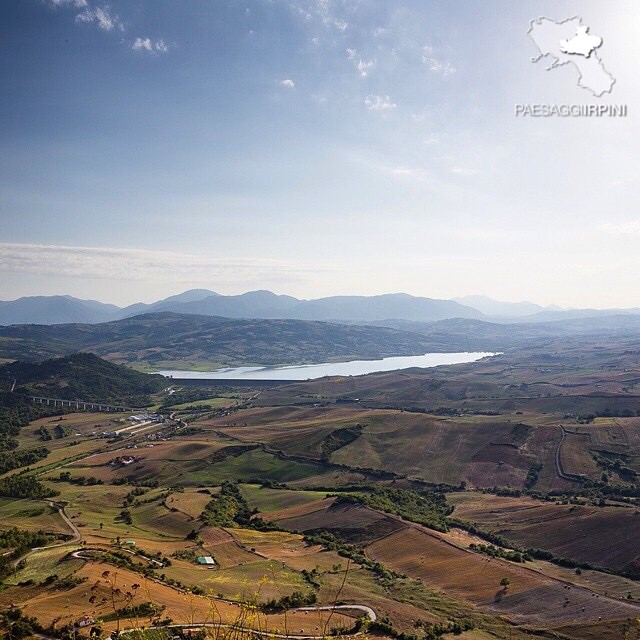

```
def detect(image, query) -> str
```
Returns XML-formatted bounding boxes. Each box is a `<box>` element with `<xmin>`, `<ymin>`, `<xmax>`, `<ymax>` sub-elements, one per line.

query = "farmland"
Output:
<box><xmin>2</xmin><ymin>341</ymin><xmax>640</xmax><ymax>640</ymax></box>
<box><xmin>448</xmin><ymin>492</ymin><xmax>640</xmax><ymax>574</ymax></box>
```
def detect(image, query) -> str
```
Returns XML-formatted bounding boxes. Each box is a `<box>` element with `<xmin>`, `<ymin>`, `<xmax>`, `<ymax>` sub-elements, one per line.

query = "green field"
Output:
<box><xmin>6</xmin><ymin>545</ymin><xmax>83</xmax><ymax>586</ymax></box>
<box><xmin>0</xmin><ymin>498</ymin><xmax>68</xmax><ymax>534</ymax></box>
<box><xmin>201</xmin><ymin>559</ymin><xmax>313</xmax><ymax>603</ymax></box>
<box><xmin>239</xmin><ymin>484</ymin><xmax>328</xmax><ymax>513</ymax></box>
<box><xmin>185</xmin><ymin>449</ymin><xmax>328</xmax><ymax>485</ymax></box>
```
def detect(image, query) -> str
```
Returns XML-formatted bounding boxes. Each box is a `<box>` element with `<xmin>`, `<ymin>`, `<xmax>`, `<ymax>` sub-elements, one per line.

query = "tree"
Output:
<box><xmin>500</xmin><ymin>577</ymin><xmax>510</xmax><ymax>590</ymax></box>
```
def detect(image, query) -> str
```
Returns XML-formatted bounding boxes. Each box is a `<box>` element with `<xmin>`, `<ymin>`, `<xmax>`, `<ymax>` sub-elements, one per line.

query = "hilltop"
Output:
<box><xmin>1</xmin><ymin>353</ymin><xmax>166</xmax><ymax>405</ymax></box>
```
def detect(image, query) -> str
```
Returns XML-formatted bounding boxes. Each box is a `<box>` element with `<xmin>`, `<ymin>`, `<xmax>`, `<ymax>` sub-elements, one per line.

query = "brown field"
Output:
<box><xmin>165</xmin><ymin>489</ymin><xmax>212</xmax><ymax>519</ymax></box>
<box><xmin>5</xmin><ymin>560</ymin><xmax>355</xmax><ymax>635</ymax></box>
<box><xmin>65</xmin><ymin>438</ymin><xmax>230</xmax><ymax>484</ymax></box>
<box><xmin>198</xmin><ymin>526</ymin><xmax>261</xmax><ymax>568</ymax></box>
<box><xmin>367</xmin><ymin>524</ymin><xmax>640</xmax><ymax>626</ymax></box>
<box><xmin>561</xmin><ymin>430</ymin><xmax>601</xmax><ymax>477</ymax></box>
<box><xmin>26</xmin><ymin>412</ymin><xmax>120</xmax><ymax>440</ymax></box>
<box><xmin>448</xmin><ymin>492</ymin><xmax>640</xmax><ymax>573</ymax></box>
<box><xmin>226</xmin><ymin>529</ymin><xmax>445</xmax><ymax>632</ymax></box>
<box><xmin>196</xmin><ymin>399</ymin><xmax>640</xmax><ymax>492</ymax></box>
<box><xmin>261</xmin><ymin>497</ymin><xmax>334</xmax><ymax>522</ymax></box>
<box><xmin>0</xmin><ymin>498</ymin><xmax>69</xmax><ymax>535</ymax></box>
<box><xmin>131</xmin><ymin>501</ymin><xmax>197</xmax><ymax>538</ymax></box>
<box><xmin>203</xmin><ymin>405</ymin><xmax>539</xmax><ymax>488</ymax></box>
<box><xmin>276</xmin><ymin>500</ymin><xmax>407</xmax><ymax>545</ymax></box>
<box><xmin>201</xmin><ymin>405</ymin><xmax>374</xmax><ymax>460</ymax></box>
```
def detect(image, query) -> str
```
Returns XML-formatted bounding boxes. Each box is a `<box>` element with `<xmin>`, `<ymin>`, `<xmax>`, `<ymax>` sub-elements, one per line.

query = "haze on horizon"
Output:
<box><xmin>1</xmin><ymin>1</ymin><xmax>639</xmax><ymax>309</ymax></box>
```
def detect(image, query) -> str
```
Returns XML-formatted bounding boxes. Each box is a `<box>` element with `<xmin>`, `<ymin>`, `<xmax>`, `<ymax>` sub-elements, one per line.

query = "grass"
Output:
<box><xmin>5</xmin><ymin>545</ymin><xmax>83</xmax><ymax>586</ymax></box>
<box><xmin>185</xmin><ymin>449</ymin><xmax>327</xmax><ymax>485</ymax></box>
<box><xmin>0</xmin><ymin>497</ymin><xmax>68</xmax><ymax>534</ymax></box>
<box><xmin>200</xmin><ymin>559</ymin><xmax>312</xmax><ymax>603</ymax></box>
<box><xmin>51</xmin><ymin>483</ymin><xmax>138</xmax><ymax>539</ymax></box>
<box><xmin>167</xmin><ymin>398</ymin><xmax>238</xmax><ymax>411</ymax></box>
<box><xmin>239</xmin><ymin>484</ymin><xmax>328</xmax><ymax>513</ymax></box>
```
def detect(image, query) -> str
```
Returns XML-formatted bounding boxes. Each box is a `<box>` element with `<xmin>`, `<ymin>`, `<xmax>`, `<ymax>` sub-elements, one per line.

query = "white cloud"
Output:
<box><xmin>385</xmin><ymin>167</ymin><xmax>426</xmax><ymax>180</ymax></box>
<box><xmin>289</xmin><ymin>1</ymin><xmax>347</xmax><ymax>31</ymax></box>
<box><xmin>75</xmin><ymin>5</ymin><xmax>123</xmax><ymax>32</ymax></box>
<box><xmin>280</xmin><ymin>79</ymin><xmax>295</xmax><ymax>88</ymax></box>
<box><xmin>364</xmin><ymin>94</ymin><xmax>396</xmax><ymax>111</ymax></box>
<box><xmin>373</xmin><ymin>27</ymin><xmax>386</xmax><ymax>37</ymax></box>
<box><xmin>422</xmin><ymin>44</ymin><xmax>456</xmax><ymax>76</ymax></box>
<box><xmin>132</xmin><ymin>37</ymin><xmax>169</xmax><ymax>54</ymax></box>
<box><xmin>332</xmin><ymin>19</ymin><xmax>348</xmax><ymax>31</ymax></box>
<box><xmin>346</xmin><ymin>49</ymin><xmax>375</xmax><ymax>77</ymax></box>
<box><xmin>0</xmin><ymin>243</ymin><xmax>318</xmax><ymax>286</ymax></box>
<box><xmin>357</xmin><ymin>59</ymin><xmax>375</xmax><ymax>77</ymax></box>
<box><xmin>46</xmin><ymin>0</ymin><xmax>88</xmax><ymax>7</ymax></box>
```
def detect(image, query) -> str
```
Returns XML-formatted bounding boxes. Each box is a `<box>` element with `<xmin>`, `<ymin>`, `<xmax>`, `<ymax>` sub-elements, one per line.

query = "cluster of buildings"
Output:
<box><xmin>128</xmin><ymin>412</ymin><xmax>165</xmax><ymax>423</ymax></box>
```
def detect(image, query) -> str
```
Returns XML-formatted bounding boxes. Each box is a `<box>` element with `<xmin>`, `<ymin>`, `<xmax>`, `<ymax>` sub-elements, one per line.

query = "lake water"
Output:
<box><xmin>159</xmin><ymin>351</ymin><xmax>495</xmax><ymax>381</ymax></box>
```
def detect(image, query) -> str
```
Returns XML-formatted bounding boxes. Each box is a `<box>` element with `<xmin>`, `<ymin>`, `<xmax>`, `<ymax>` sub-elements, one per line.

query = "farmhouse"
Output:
<box><xmin>196</xmin><ymin>555</ymin><xmax>216</xmax><ymax>567</ymax></box>
<box><xmin>76</xmin><ymin>615</ymin><xmax>95</xmax><ymax>628</ymax></box>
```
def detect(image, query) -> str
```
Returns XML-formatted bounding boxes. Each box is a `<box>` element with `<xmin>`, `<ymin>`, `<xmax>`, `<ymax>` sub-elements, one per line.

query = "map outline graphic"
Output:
<box><xmin>527</xmin><ymin>15</ymin><xmax>616</xmax><ymax>97</ymax></box>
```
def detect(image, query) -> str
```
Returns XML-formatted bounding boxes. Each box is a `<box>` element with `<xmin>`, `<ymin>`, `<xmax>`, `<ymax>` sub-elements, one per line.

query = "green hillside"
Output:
<box><xmin>2</xmin><ymin>353</ymin><xmax>166</xmax><ymax>405</ymax></box>
<box><xmin>0</xmin><ymin>312</ymin><xmax>470</xmax><ymax>370</ymax></box>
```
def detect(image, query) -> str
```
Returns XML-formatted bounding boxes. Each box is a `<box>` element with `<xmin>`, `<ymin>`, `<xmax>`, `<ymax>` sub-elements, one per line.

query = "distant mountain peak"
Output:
<box><xmin>453</xmin><ymin>295</ymin><xmax>547</xmax><ymax>318</ymax></box>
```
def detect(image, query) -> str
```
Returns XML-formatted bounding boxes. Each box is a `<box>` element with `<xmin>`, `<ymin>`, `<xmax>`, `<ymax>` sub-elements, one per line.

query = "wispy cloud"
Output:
<box><xmin>46</xmin><ymin>0</ymin><xmax>88</xmax><ymax>7</ymax></box>
<box><xmin>46</xmin><ymin>1</ymin><xmax>171</xmax><ymax>52</ymax></box>
<box><xmin>382</xmin><ymin>166</ymin><xmax>427</xmax><ymax>181</ymax></box>
<box><xmin>422</xmin><ymin>44</ymin><xmax>456</xmax><ymax>76</ymax></box>
<box><xmin>289</xmin><ymin>1</ymin><xmax>348</xmax><ymax>32</ymax></box>
<box><xmin>280</xmin><ymin>78</ymin><xmax>295</xmax><ymax>88</ymax></box>
<box><xmin>346</xmin><ymin>48</ymin><xmax>375</xmax><ymax>77</ymax></box>
<box><xmin>364</xmin><ymin>94</ymin><xmax>396</xmax><ymax>111</ymax></box>
<box><xmin>0</xmin><ymin>243</ymin><xmax>321</xmax><ymax>287</ymax></box>
<box><xmin>75</xmin><ymin>5</ymin><xmax>123</xmax><ymax>31</ymax></box>
<box><xmin>132</xmin><ymin>37</ymin><xmax>169</xmax><ymax>54</ymax></box>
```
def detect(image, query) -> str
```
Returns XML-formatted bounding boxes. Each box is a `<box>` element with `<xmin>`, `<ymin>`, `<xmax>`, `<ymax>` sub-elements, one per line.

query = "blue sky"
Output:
<box><xmin>1</xmin><ymin>0</ymin><xmax>639</xmax><ymax>306</ymax></box>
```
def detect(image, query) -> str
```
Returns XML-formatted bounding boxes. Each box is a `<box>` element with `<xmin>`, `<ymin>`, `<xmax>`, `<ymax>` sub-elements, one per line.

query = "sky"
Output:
<box><xmin>1</xmin><ymin>0</ymin><xmax>639</xmax><ymax>307</ymax></box>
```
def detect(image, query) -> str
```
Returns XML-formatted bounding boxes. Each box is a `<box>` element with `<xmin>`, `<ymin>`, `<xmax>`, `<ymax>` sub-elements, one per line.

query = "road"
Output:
<box><xmin>34</xmin><ymin>607</ymin><xmax>372</xmax><ymax>640</ymax></box>
<box><xmin>555</xmin><ymin>424</ymin><xmax>582</xmax><ymax>482</ymax></box>
<box><xmin>123</xmin><ymin>606</ymin><xmax>374</xmax><ymax>640</ymax></box>
<box><xmin>294</xmin><ymin>605</ymin><xmax>375</xmax><ymax>622</ymax></box>
<box><xmin>13</xmin><ymin>502</ymin><xmax>81</xmax><ymax>567</ymax></box>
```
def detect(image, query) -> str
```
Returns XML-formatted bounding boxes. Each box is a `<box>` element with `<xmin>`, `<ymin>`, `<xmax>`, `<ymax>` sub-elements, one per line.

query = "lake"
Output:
<box><xmin>158</xmin><ymin>351</ymin><xmax>495</xmax><ymax>381</ymax></box>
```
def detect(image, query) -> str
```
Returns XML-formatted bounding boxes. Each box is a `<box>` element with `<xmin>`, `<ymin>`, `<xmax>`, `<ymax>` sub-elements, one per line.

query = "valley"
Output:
<box><xmin>1</xmin><ymin>333</ymin><xmax>640</xmax><ymax>640</ymax></box>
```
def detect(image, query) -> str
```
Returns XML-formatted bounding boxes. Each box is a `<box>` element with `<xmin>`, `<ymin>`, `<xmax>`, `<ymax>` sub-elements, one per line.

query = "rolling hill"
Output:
<box><xmin>1</xmin><ymin>353</ymin><xmax>166</xmax><ymax>404</ymax></box>
<box><xmin>0</xmin><ymin>312</ymin><xmax>481</xmax><ymax>369</ymax></box>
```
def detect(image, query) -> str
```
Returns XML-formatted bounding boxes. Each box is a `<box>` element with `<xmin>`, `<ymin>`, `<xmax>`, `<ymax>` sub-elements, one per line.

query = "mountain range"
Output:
<box><xmin>1</xmin><ymin>289</ymin><xmax>639</xmax><ymax>326</ymax></box>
